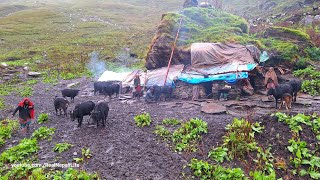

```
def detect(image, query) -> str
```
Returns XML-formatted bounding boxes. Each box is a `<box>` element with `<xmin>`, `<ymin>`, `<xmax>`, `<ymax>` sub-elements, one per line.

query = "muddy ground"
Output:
<box><xmin>1</xmin><ymin>77</ymin><xmax>320</xmax><ymax>179</ymax></box>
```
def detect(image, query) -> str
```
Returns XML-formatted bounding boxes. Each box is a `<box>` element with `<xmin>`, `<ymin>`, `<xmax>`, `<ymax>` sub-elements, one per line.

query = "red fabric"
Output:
<box><xmin>135</xmin><ymin>85</ymin><xmax>142</xmax><ymax>93</ymax></box>
<box><xmin>18</xmin><ymin>98</ymin><xmax>35</xmax><ymax>119</ymax></box>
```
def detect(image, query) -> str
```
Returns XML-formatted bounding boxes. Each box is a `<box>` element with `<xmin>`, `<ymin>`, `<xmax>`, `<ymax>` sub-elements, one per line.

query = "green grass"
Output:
<box><xmin>17</xmin><ymin>86</ymin><xmax>33</xmax><ymax>97</ymax></box>
<box><xmin>0</xmin><ymin>98</ymin><xmax>5</xmax><ymax>109</ymax></box>
<box><xmin>158</xmin><ymin>7</ymin><xmax>250</xmax><ymax>47</ymax></box>
<box><xmin>0</xmin><ymin>0</ymin><xmax>183</xmax><ymax>77</ymax></box>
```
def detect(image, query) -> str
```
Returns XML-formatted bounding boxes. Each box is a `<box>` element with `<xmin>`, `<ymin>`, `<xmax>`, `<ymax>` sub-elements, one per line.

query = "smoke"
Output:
<box><xmin>87</xmin><ymin>51</ymin><xmax>107</xmax><ymax>78</ymax></box>
<box><xmin>87</xmin><ymin>49</ymin><xmax>141</xmax><ymax>79</ymax></box>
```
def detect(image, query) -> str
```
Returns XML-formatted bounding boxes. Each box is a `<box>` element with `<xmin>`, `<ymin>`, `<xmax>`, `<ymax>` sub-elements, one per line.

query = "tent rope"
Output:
<box><xmin>164</xmin><ymin>16</ymin><xmax>183</xmax><ymax>86</ymax></box>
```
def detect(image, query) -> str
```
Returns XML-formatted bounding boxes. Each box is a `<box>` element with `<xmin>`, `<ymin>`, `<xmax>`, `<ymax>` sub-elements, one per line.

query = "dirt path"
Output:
<box><xmin>1</xmin><ymin>77</ymin><xmax>320</xmax><ymax>179</ymax></box>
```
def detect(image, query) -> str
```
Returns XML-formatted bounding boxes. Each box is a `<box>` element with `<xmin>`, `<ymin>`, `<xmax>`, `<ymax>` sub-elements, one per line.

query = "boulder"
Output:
<box><xmin>180</xmin><ymin>92</ymin><xmax>189</xmax><ymax>99</ymax></box>
<box><xmin>23</xmin><ymin>66</ymin><xmax>29</xmax><ymax>71</ymax></box>
<box><xmin>201</xmin><ymin>103</ymin><xmax>226</xmax><ymax>114</ymax></box>
<box><xmin>0</xmin><ymin>63</ymin><xmax>8</xmax><ymax>68</ymax></box>
<box><xmin>28</xmin><ymin>72</ymin><xmax>41</xmax><ymax>77</ymax></box>
<box><xmin>67</xmin><ymin>82</ymin><xmax>80</xmax><ymax>88</ymax></box>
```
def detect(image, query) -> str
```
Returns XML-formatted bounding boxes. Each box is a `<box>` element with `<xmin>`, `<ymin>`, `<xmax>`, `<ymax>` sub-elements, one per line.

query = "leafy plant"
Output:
<box><xmin>250</xmin><ymin>170</ymin><xmax>276</xmax><ymax>180</ymax></box>
<box><xmin>53</xmin><ymin>143</ymin><xmax>73</xmax><ymax>153</ymax></box>
<box><xmin>37</xmin><ymin>113</ymin><xmax>49</xmax><ymax>124</ymax></box>
<box><xmin>154</xmin><ymin>125</ymin><xmax>171</xmax><ymax>140</ymax></box>
<box><xmin>253</xmin><ymin>147</ymin><xmax>275</xmax><ymax>175</ymax></box>
<box><xmin>222</xmin><ymin>118</ymin><xmax>263</xmax><ymax>159</ymax></box>
<box><xmin>162</xmin><ymin>118</ymin><xmax>181</xmax><ymax>126</ymax></box>
<box><xmin>293</xmin><ymin>66</ymin><xmax>320</xmax><ymax>96</ymax></box>
<box><xmin>301</xmin><ymin>80</ymin><xmax>320</xmax><ymax>96</ymax></box>
<box><xmin>0</xmin><ymin>119</ymin><xmax>19</xmax><ymax>146</ymax></box>
<box><xmin>172</xmin><ymin>118</ymin><xmax>207</xmax><ymax>152</ymax></box>
<box><xmin>31</xmin><ymin>126</ymin><xmax>55</xmax><ymax>140</ymax></box>
<box><xmin>0</xmin><ymin>138</ymin><xmax>38</xmax><ymax>164</ymax></box>
<box><xmin>288</xmin><ymin>138</ymin><xmax>312</xmax><ymax>168</ymax></box>
<box><xmin>189</xmin><ymin>158</ymin><xmax>246</xmax><ymax>180</ymax></box>
<box><xmin>208</xmin><ymin>146</ymin><xmax>229</xmax><ymax>163</ymax></box>
<box><xmin>26</xmin><ymin>80</ymin><xmax>38</xmax><ymax>85</ymax></box>
<box><xmin>134</xmin><ymin>113</ymin><xmax>152</xmax><ymax>127</ymax></box>
<box><xmin>74</xmin><ymin>148</ymin><xmax>92</xmax><ymax>164</ymax></box>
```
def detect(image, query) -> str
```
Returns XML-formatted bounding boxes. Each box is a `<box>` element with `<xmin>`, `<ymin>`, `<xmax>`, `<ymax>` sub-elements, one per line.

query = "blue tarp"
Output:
<box><xmin>178</xmin><ymin>72</ymin><xmax>248</xmax><ymax>84</ymax></box>
<box><xmin>178</xmin><ymin>63</ymin><xmax>256</xmax><ymax>84</ymax></box>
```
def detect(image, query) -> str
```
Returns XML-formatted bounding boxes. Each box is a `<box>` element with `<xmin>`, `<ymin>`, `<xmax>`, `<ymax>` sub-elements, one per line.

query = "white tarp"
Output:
<box><xmin>97</xmin><ymin>64</ymin><xmax>184</xmax><ymax>87</ymax></box>
<box><xmin>98</xmin><ymin>71</ymin><xmax>131</xmax><ymax>82</ymax></box>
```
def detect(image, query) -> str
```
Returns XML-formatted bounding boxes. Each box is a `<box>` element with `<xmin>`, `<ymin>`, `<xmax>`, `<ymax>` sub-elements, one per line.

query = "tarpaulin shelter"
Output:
<box><xmin>145</xmin><ymin>64</ymin><xmax>184</xmax><ymax>87</ymax></box>
<box><xmin>178</xmin><ymin>43</ymin><xmax>259</xmax><ymax>84</ymax></box>
<box><xmin>97</xmin><ymin>64</ymin><xmax>184</xmax><ymax>88</ymax></box>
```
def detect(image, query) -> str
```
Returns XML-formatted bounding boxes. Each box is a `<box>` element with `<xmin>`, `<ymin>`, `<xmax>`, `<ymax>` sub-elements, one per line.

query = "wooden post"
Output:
<box><xmin>164</xmin><ymin>16</ymin><xmax>183</xmax><ymax>86</ymax></box>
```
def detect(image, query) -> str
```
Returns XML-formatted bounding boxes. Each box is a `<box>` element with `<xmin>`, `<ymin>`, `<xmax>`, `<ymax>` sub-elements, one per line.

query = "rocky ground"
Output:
<box><xmin>1</xmin><ymin>76</ymin><xmax>320</xmax><ymax>179</ymax></box>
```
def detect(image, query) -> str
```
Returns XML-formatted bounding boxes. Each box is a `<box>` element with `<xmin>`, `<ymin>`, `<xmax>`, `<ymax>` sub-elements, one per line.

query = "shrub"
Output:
<box><xmin>172</xmin><ymin>118</ymin><xmax>207</xmax><ymax>152</ymax></box>
<box><xmin>301</xmin><ymin>80</ymin><xmax>320</xmax><ymax>96</ymax></box>
<box><xmin>208</xmin><ymin>146</ymin><xmax>229</xmax><ymax>163</ymax></box>
<box><xmin>37</xmin><ymin>113</ymin><xmax>49</xmax><ymax>124</ymax></box>
<box><xmin>134</xmin><ymin>113</ymin><xmax>152</xmax><ymax>127</ymax></box>
<box><xmin>293</xmin><ymin>66</ymin><xmax>320</xmax><ymax>96</ymax></box>
<box><xmin>306</xmin><ymin>47</ymin><xmax>320</xmax><ymax>61</ymax></box>
<box><xmin>154</xmin><ymin>125</ymin><xmax>171</xmax><ymax>140</ymax></box>
<box><xmin>222</xmin><ymin>118</ymin><xmax>263</xmax><ymax>159</ymax></box>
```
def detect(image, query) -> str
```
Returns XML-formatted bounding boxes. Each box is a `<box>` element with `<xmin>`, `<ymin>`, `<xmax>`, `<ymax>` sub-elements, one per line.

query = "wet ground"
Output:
<box><xmin>1</xmin><ymin>77</ymin><xmax>319</xmax><ymax>179</ymax></box>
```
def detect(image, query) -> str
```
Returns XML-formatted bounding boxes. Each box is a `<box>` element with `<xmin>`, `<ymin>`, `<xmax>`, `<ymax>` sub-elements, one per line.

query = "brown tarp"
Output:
<box><xmin>191</xmin><ymin>43</ymin><xmax>257</xmax><ymax>69</ymax></box>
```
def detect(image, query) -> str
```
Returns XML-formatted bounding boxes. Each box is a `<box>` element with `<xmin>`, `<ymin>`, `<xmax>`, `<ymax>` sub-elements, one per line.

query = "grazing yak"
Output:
<box><xmin>61</xmin><ymin>89</ymin><xmax>80</xmax><ymax>102</ymax></box>
<box><xmin>70</xmin><ymin>101</ymin><xmax>95</xmax><ymax>127</ymax></box>
<box><xmin>54</xmin><ymin>96</ymin><xmax>69</xmax><ymax>116</ymax></box>
<box><xmin>267</xmin><ymin>83</ymin><xmax>293</xmax><ymax>109</ymax></box>
<box><xmin>288</xmin><ymin>79</ymin><xmax>302</xmax><ymax>102</ymax></box>
<box><xmin>91</xmin><ymin>101</ymin><xmax>109</xmax><ymax>128</ymax></box>
<box><xmin>153</xmin><ymin>85</ymin><xmax>173</xmax><ymax>101</ymax></box>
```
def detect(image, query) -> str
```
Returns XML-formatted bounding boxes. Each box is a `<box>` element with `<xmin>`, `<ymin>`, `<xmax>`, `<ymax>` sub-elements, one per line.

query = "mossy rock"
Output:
<box><xmin>145</xmin><ymin>7</ymin><xmax>251</xmax><ymax>69</ymax></box>
<box><xmin>264</xmin><ymin>26</ymin><xmax>311</xmax><ymax>42</ymax></box>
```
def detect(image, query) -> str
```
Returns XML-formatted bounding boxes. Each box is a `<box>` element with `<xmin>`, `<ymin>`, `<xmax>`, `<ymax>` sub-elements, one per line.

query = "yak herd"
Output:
<box><xmin>53</xmin><ymin>79</ymin><xmax>301</xmax><ymax>128</ymax></box>
<box><xmin>54</xmin><ymin>81</ymin><xmax>119</xmax><ymax>128</ymax></box>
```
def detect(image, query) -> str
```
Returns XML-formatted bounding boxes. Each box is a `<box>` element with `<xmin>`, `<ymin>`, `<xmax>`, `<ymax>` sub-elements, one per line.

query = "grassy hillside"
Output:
<box><xmin>223</xmin><ymin>0</ymin><xmax>319</xmax><ymax>19</ymax></box>
<box><xmin>0</xmin><ymin>0</ymin><xmax>183</xmax><ymax>76</ymax></box>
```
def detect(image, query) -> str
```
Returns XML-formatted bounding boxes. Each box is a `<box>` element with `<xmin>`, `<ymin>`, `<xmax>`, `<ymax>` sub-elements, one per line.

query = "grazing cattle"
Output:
<box><xmin>289</xmin><ymin>79</ymin><xmax>302</xmax><ymax>102</ymax></box>
<box><xmin>54</xmin><ymin>96</ymin><xmax>69</xmax><ymax>116</ymax></box>
<box><xmin>103</xmin><ymin>83</ymin><xmax>120</xmax><ymax>99</ymax></box>
<box><xmin>267</xmin><ymin>83</ymin><xmax>293</xmax><ymax>109</ymax></box>
<box><xmin>94</xmin><ymin>81</ymin><xmax>112</xmax><ymax>95</ymax></box>
<box><xmin>70</xmin><ymin>101</ymin><xmax>95</xmax><ymax>127</ymax></box>
<box><xmin>280</xmin><ymin>93</ymin><xmax>292</xmax><ymax>110</ymax></box>
<box><xmin>91</xmin><ymin>101</ymin><xmax>109</xmax><ymax>127</ymax></box>
<box><xmin>153</xmin><ymin>85</ymin><xmax>173</xmax><ymax>101</ymax></box>
<box><xmin>61</xmin><ymin>89</ymin><xmax>80</xmax><ymax>102</ymax></box>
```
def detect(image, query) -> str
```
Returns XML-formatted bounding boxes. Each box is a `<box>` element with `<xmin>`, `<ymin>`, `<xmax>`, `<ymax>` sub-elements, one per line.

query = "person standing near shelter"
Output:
<box><xmin>133</xmin><ymin>74</ymin><xmax>142</xmax><ymax>100</ymax></box>
<box><xmin>12</xmin><ymin>98</ymin><xmax>35</xmax><ymax>134</ymax></box>
<box><xmin>264</xmin><ymin>67</ymin><xmax>278</xmax><ymax>91</ymax></box>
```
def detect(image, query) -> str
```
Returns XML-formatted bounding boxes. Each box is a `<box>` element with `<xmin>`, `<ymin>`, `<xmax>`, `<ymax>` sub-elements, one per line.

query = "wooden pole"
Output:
<box><xmin>164</xmin><ymin>16</ymin><xmax>183</xmax><ymax>86</ymax></box>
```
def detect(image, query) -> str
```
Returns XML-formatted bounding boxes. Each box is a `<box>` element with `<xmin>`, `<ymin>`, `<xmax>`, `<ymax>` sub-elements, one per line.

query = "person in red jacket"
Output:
<box><xmin>12</xmin><ymin>98</ymin><xmax>35</xmax><ymax>133</ymax></box>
